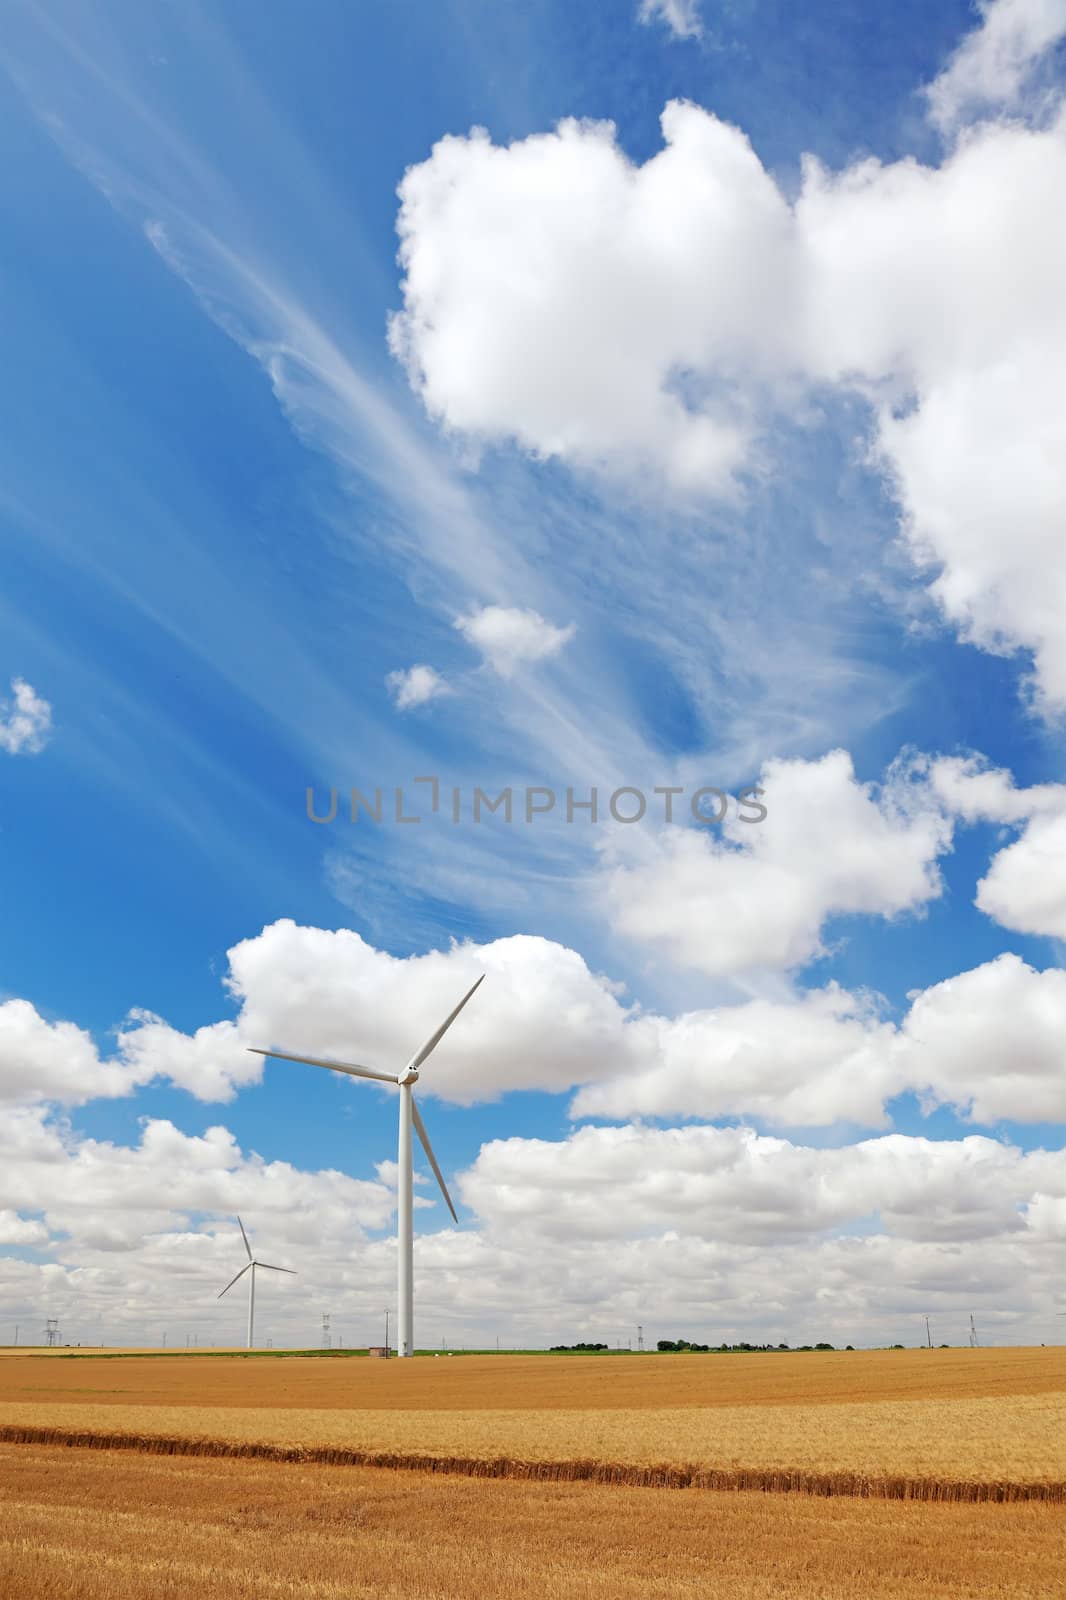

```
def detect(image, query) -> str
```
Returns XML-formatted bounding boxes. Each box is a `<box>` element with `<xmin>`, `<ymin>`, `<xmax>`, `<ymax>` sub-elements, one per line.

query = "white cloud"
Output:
<box><xmin>459</xmin><ymin>1123</ymin><xmax>1056</xmax><ymax>1247</ymax></box>
<box><xmin>0</xmin><ymin>1000</ymin><xmax>142</xmax><ymax>1107</ymax></box>
<box><xmin>638</xmin><ymin>0</ymin><xmax>703</xmax><ymax>41</ymax></box>
<box><xmin>200</xmin><ymin>912</ymin><xmax>1066</xmax><ymax>1127</ymax></box>
<box><xmin>0</xmin><ymin>677</ymin><xmax>52</xmax><ymax>755</ymax></box>
<box><xmin>2</xmin><ymin>1097</ymin><xmax>1064</xmax><ymax>1348</ymax></box>
<box><xmin>900</xmin><ymin>954</ymin><xmax>1066</xmax><ymax>1124</ymax></box>
<box><xmin>3</xmin><ymin>918</ymin><xmax>1066</xmax><ymax>1344</ymax></box>
<box><xmin>927</xmin><ymin>755</ymin><xmax>1066</xmax><ymax>939</ymax></box>
<box><xmin>602</xmin><ymin>750</ymin><xmax>952</xmax><ymax>977</ymax></box>
<box><xmin>926</xmin><ymin>0</ymin><xmax>1066</xmax><ymax>132</ymax></box>
<box><xmin>0</xmin><ymin>1209</ymin><xmax>49</xmax><ymax>1246</ymax></box>
<box><xmin>0</xmin><ymin>999</ymin><xmax>260</xmax><ymax>1109</ymax></box>
<box><xmin>7</xmin><ymin>870</ymin><xmax>1066</xmax><ymax>1141</ymax></box>
<box><xmin>115</xmin><ymin>1012</ymin><xmax>261</xmax><ymax>1103</ymax></box>
<box><xmin>573</xmin><ymin>985</ymin><xmax>901</xmax><ymax>1127</ymax></box>
<box><xmin>977</xmin><ymin>811</ymin><xmax>1066</xmax><ymax>938</ymax></box>
<box><xmin>390</xmin><ymin>106</ymin><xmax>784</xmax><ymax>496</ymax></box>
<box><xmin>454</xmin><ymin>604</ymin><xmax>575</xmax><ymax>677</ymax></box>
<box><xmin>385</xmin><ymin>663</ymin><xmax>450</xmax><ymax>709</ymax></box>
<box><xmin>391</xmin><ymin>87</ymin><xmax>1066</xmax><ymax>709</ymax></box>
<box><xmin>0</xmin><ymin>1107</ymin><xmax>396</xmax><ymax>1275</ymax></box>
<box><xmin>226</xmin><ymin>920</ymin><xmax>642</xmax><ymax>1105</ymax></box>
<box><xmin>573</xmin><ymin>949</ymin><xmax>1066</xmax><ymax>1130</ymax></box>
<box><xmin>926</xmin><ymin>754</ymin><xmax>1054</xmax><ymax>823</ymax></box>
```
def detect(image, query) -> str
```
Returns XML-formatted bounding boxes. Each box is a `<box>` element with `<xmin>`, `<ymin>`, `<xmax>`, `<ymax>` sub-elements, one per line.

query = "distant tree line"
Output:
<box><xmin>657</xmin><ymin>1339</ymin><xmax>842</xmax><ymax>1353</ymax></box>
<box><xmin>548</xmin><ymin>1339</ymin><xmax>856</xmax><ymax>1354</ymax></box>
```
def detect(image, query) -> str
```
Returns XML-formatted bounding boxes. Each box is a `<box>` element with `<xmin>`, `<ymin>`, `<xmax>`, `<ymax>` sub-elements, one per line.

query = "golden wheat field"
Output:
<box><xmin>3</xmin><ymin>1349</ymin><xmax>1066</xmax><ymax>1597</ymax></box>
<box><xmin>1</xmin><ymin>1348</ymin><xmax>1064</xmax><ymax>1498</ymax></box>
<box><xmin>3</xmin><ymin>1440</ymin><xmax>1065</xmax><ymax>1600</ymax></box>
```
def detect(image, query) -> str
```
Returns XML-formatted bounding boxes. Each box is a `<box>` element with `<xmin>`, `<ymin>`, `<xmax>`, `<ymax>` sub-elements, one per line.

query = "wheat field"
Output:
<box><xmin>3</xmin><ymin>1349</ymin><xmax>1064</xmax><ymax>1596</ymax></box>
<box><xmin>3</xmin><ymin>1344</ymin><xmax>1061</xmax><ymax>1408</ymax></box>
<box><xmin>1</xmin><ymin>1348</ymin><xmax>1064</xmax><ymax>1498</ymax></box>
<box><xmin>3</xmin><ymin>1440</ymin><xmax>1065</xmax><ymax>1600</ymax></box>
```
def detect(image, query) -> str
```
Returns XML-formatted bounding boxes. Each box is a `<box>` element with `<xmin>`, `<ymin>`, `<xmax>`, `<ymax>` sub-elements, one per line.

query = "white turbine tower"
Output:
<box><xmin>248</xmin><ymin>974</ymin><xmax>483</xmax><ymax>1358</ymax></box>
<box><xmin>218</xmin><ymin>1217</ymin><xmax>296</xmax><ymax>1350</ymax></box>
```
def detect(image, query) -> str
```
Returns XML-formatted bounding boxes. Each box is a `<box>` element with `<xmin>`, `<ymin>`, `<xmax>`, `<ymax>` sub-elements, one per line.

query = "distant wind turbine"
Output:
<box><xmin>249</xmin><ymin>974</ymin><xmax>483</xmax><ymax>1358</ymax></box>
<box><xmin>218</xmin><ymin>1216</ymin><xmax>296</xmax><ymax>1349</ymax></box>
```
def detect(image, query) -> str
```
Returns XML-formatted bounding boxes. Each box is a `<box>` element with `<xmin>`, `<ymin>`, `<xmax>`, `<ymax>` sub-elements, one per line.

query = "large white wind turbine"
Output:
<box><xmin>248</xmin><ymin>974</ymin><xmax>483</xmax><ymax>1358</ymax></box>
<box><xmin>217</xmin><ymin>1216</ymin><xmax>296</xmax><ymax>1349</ymax></box>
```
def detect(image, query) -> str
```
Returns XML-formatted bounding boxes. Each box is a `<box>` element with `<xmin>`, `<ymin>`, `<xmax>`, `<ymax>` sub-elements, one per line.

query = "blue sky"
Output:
<box><xmin>1</xmin><ymin>0</ymin><xmax>1065</xmax><ymax>1350</ymax></box>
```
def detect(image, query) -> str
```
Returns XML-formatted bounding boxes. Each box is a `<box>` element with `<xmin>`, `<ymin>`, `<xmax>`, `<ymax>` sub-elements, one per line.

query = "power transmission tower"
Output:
<box><xmin>44</xmin><ymin>1319</ymin><xmax>59</xmax><ymax>1348</ymax></box>
<box><xmin>321</xmin><ymin>1314</ymin><xmax>331</xmax><ymax>1351</ymax></box>
<box><xmin>637</xmin><ymin>1324</ymin><xmax>645</xmax><ymax>1353</ymax></box>
<box><xmin>969</xmin><ymin>1313</ymin><xmax>979</xmax><ymax>1348</ymax></box>
<box><xmin>924</xmin><ymin>1316</ymin><xmax>932</xmax><ymax>1349</ymax></box>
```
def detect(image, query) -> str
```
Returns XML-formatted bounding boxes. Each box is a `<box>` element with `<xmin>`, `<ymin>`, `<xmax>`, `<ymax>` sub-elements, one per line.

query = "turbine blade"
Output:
<box><xmin>248</xmin><ymin>1047</ymin><xmax>399</xmax><ymax>1084</ymax></box>
<box><xmin>237</xmin><ymin>1215</ymin><xmax>252</xmax><ymax>1262</ymax></box>
<box><xmin>218</xmin><ymin>1262</ymin><xmax>251</xmax><ymax>1299</ymax></box>
<box><xmin>255</xmin><ymin>1263</ymin><xmax>297</xmax><ymax>1275</ymax></box>
<box><xmin>411</xmin><ymin>1096</ymin><xmax>459</xmax><ymax>1224</ymax></box>
<box><xmin>406</xmin><ymin>975</ymin><xmax>484</xmax><ymax>1074</ymax></box>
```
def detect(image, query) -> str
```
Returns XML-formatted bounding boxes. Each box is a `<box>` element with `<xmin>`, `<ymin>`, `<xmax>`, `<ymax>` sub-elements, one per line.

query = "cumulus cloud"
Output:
<box><xmin>977</xmin><ymin>811</ymin><xmax>1066</xmax><ymax>938</ymax></box>
<box><xmin>0</xmin><ymin>1000</ymin><xmax>144</xmax><ymax>1107</ymax></box>
<box><xmin>638</xmin><ymin>0</ymin><xmax>703</xmax><ymax>41</ymax></box>
<box><xmin>3</xmin><ymin>1099</ymin><xmax>1064</xmax><ymax>1348</ymax></box>
<box><xmin>926</xmin><ymin>0</ymin><xmax>1066</xmax><ymax>131</ymax></box>
<box><xmin>454</xmin><ymin>604</ymin><xmax>575</xmax><ymax>677</ymax></box>
<box><xmin>459</xmin><ymin>1122</ymin><xmax>1057</xmax><ymax>1247</ymax></box>
<box><xmin>602</xmin><ymin>750</ymin><xmax>953</xmax><ymax>977</ymax></box>
<box><xmin>0</xmin><ymin>999</ymin><xmax>260</xmax><ymax>1109</ymax></box>
<box><xmin>390</xmin><ymin>106</ymin><xmax>783</xmax><ymax>495</ymax></box>
<box><xmin>573</xmin><ymin>984</ymin><xmax>902</xmax><ymax>1127</ymax></box>
<box><xmin>0</xmin><ymin>1108</ymin><xmax>398</xmax><ymax>1320</ymax></box>
<box><xmin>212</xmin><ymin>913</ymin><xmax>1066</xmax><ymax>1127</ymax></box>
<box><xmin>901</xmin><ymin>953</ymin><xmax>1066</xmax><ymax>1123</ymax></box>
<box><xmin>115</xmin><ymin>1012</ymin><xmax>261</xmax><ymax>1103</ymax></box>
<box><xmin>4</xmin><ymin>922</ymin><xmax>1066</xmax><ymax>1344</ymax></box>
<box><xmin>391</xmin><ymin>61</ymin><xmax>1066</xmax><ymax>708</ymax></box>
<box><xmin>0</xmin><ymin>677</ymin><xmax>52</xmax><ymax>755</ymax></box>
<box><xmin>6</xmin><ymin>873</ymin><xmax>1066</xmax><ymax>1139</ymax></box>
<box><xmin>226</xmin><ymin>920</ymin><xmax>642</xmax><ymax>1105</ymax></box>
<box><xmin>0</xmin><ymin>1208</ymin><xmax>49</xmax><ymax>1246</ymax></box>
<box><xmin>385</xmin><ymin>663</ymin><xmax>450</xmax><ymax>709</ymax></box>
<box><xmin>572</xmin><ymin>950</ymin><xmax>1066</xmax><ymax>1130</ymax></box>
<box><xmin>927</xmin><ymin>754</ymin><xmax>1066</xmax><ymax>939</ymax></box>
